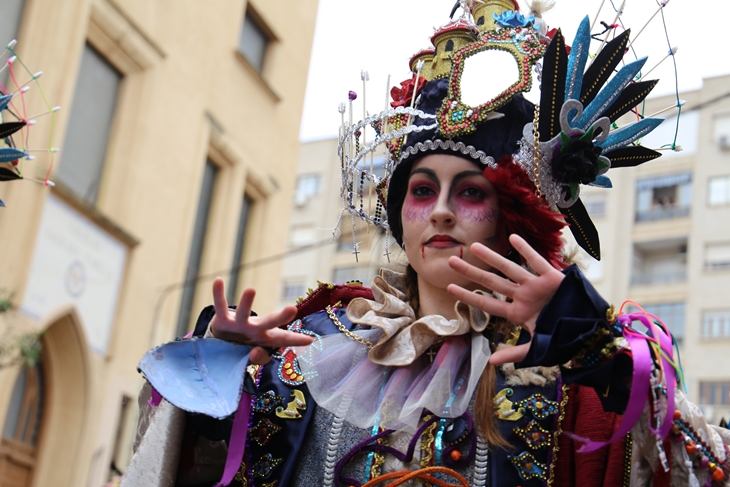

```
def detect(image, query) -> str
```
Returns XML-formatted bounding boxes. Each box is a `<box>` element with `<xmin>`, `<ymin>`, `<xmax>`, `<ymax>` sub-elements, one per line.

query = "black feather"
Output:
<box><xmin>561</xmin><ymin>199</ymin><xmax>601</xmax><ymax>260</ymax></box>
<box><xmin>598</xmin><ymin>80</ymin><xmax>659</xmax><ymax>122</ymax></box>
<box><xmin>580</xmin><ymin>29</ymin><xmax>631</xmax><ymax>107</ymax></box>
<box><xmin>604</xmin><ymin>145</ymin><xmax>662</xmax><ymax>168</ymax></box>
<box><xmin>538</xmin><ymin>30</ymin><xmax>567</xmax><ymax>141</ymax></box>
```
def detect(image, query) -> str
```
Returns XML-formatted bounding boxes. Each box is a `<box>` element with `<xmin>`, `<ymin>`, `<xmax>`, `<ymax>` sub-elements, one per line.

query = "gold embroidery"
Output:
<box><xmin>275</xmin><ymin>390</ymin><xmax>307</xmax><ymax>419</ymax></box>
<box><xmin>493</xmin><ymin>388</ymin><xmax>525</xmax><ymax>422</ymax></box>
<box><xmin>547</xmin><ymin>383</ymin><xmax>569</xmax><ymax>487</ymax></box>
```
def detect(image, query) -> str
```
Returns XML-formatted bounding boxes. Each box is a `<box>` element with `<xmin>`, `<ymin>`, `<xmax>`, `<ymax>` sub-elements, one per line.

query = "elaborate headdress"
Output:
<box><xmin>336</xmin><ymin>0</ymin><xmax>665</xmax><ymax>264</ymax></box>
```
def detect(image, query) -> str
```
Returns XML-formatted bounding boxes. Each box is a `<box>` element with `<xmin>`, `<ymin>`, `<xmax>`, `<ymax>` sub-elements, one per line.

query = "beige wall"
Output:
<box><xmin>0</xmin><ymin>0</ymin><xmax>319</xmax><ymax>485</ymax></box>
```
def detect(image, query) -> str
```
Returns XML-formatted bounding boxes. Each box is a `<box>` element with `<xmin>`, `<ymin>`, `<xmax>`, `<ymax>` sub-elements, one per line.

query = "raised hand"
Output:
<box><xmin>446</xmin><ymin>234</ymin><xmax>565</xmax><ymax>365</ymax></box>
<box><xmin>209</xmin><ymin>277</ymin><xmax>313</xmax><ymax>365</ymax></box>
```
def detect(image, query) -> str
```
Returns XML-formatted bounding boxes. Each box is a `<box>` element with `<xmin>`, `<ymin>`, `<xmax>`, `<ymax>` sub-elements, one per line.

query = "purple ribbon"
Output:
<box><xmin>567</xmin><ymin>312</ymin><xmax>676</xmax><ymax>452</ymax></box>
<box><xmin>215</xmin><ymin>390</ymin><xmax>252</xmax><ymax>487</ymax></box>
<box><xmin>148</xmin><ymin>387</ymin><xmax>163</xmax><ymax>408</ymax></box>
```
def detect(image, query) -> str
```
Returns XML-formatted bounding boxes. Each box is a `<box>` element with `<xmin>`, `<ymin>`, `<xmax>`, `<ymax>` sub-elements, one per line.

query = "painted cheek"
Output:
<box><xmin>402</xmin><ymin>196</ymin><xmax>435</xmax><ymax>222</ymax></box>
<box><xmin>456</xmin><ymin>203</ymin><xmax>498</xmax><ymax>223</ymax></box>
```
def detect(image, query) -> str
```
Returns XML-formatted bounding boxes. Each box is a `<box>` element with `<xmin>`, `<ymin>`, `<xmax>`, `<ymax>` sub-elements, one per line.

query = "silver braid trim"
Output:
<box><xmin>397</xmin><ymin>139</ymin><xmax>497</xmax><ymax>168</ymax></box>
<box><xmin>471</xmin><ymin>435</ymin><xmax>490</xmax><ymax>487</ymax></box>
<box><xmin>322</xmin><ymin>397</ymin><xmax>353</xmax><ymax>487</ymax></box>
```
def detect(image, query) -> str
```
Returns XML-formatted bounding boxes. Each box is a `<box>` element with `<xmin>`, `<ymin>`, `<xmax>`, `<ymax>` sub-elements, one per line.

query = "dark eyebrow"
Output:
<box><xmin>409</xmin><ymin>167</ymin><xmax>439</xmax><ymax>187</ymax></box>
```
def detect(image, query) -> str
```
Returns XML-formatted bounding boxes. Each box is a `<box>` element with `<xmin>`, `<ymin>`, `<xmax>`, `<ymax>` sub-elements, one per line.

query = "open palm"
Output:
<box><xmin>446</xmin><ymin>234</ymin><xmax>565</xmax><ymax>365</ymax></box>
<box><xmin>209</xmin><ymin>278</ymin><xmax>313</xmax><ymax>364</ymax></box>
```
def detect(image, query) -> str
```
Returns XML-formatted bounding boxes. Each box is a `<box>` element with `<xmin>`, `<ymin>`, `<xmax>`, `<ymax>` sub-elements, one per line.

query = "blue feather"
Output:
<box><xmin>590</xmin><ymin>175</ymin><xmax>613</xmax><ymax>188</ymax></box>
<box><xmin>597</xmin><ymin>118</ymin><xmax>664</xmax><ymax>152</ymax></box>
<box><xmin>138</xmin><ymin>338</ymin><xmax>253</xmax><ymax>419</ymax></box>
<box><xmin>574</xmin><ymin>57</ymin><xmax>647</xmax><ymax>130</ymax></box>
<box><xmin>565</xmin><ymin>16</ymin><xmax>591</xmax><ymax>101</ymax></box>
<box><xmin>0</xmin><ymin>147</ymin><xmax>27</xmax><ymax>162</ymax></box>
<box><xmin>0</xmin><ymin>94</ymin><xmax>12</xmax><ymax>112</ymax></box>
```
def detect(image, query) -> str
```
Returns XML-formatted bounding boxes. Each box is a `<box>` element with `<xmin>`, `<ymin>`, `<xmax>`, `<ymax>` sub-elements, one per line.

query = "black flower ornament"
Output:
<box><xmin>553</xmin><ymin>127</ymin><xmax>609</xmax><ymax>200</ymax></box>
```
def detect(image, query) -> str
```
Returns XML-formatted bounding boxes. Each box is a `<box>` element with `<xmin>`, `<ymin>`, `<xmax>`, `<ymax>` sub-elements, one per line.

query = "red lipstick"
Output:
<box><xmin>424</xmin><ymin>235</ymin><xmax>462</xmax><ymax>249</ymax></box>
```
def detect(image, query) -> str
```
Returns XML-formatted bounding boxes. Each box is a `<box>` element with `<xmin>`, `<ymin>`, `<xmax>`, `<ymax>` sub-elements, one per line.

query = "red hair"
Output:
<box><xmin>484</xmin><ymin>157</ymin><xmax>568</xmax><ymax>270</ymax></box>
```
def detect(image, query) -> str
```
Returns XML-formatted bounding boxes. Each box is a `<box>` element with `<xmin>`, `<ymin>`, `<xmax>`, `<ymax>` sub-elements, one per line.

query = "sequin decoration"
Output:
<box><xmin>277</xmin><ymin>319</ymin><xmax>321</xmax><ymax>387</ymax></box>
<box><xmin>513</xmin><ymin>420</ymin><xmax>552</xmax><ymax>450</ymax></box>
<box><xmin>509</xmin><ymin>451</ymin><xmax>547</xmax><ymax>481</ymax></box>
<box><xmin>275</xmin><ymin>389</ymin><xmax>306</xmax><ymax>419</ymax></box>
<box><xmin>253</xmin><ymin>453</ymin><xmax>282</xmax><ymax>479</ymax></box>
<box><xmin>261</xmin><ymin>482</ymin><xmax>278</xmax><ymax>487</ymax></box>
<box><xmin>492</xmin><ymin>388</ymin><xmax>525</xmax><ymax>422</ymax></box>
<box><xmin>253</xmin><ymin>391</ymin><xmax>284</xmax><ymax>414</ymax></box>
<box><xmin>517</xmin><ymin>393</ymin><xmax>558</xmax><ymax>419</ymax></box>
<box><xmin>249</xmin><ymin>418</ymin><xmax>282</xmax><ymax>447</ymax></box>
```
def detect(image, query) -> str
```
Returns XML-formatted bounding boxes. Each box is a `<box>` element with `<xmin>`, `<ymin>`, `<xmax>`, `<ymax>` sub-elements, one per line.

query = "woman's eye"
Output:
<box><xmin>412</xmin><ymin>185</ymin><xmax>435</xmax><ymax>197</ymax></box>
<box><xmin>460</xmin><ymin>186</ymin><xmax>486</xmax><ymax>199</ymax></box>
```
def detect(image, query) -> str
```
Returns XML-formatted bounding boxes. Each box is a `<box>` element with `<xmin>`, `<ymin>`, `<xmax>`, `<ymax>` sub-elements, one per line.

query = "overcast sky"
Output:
<box><xmin>299</xmin><ymin>0</ymin><xmax>729</xmax><ymax>142</ymax></box>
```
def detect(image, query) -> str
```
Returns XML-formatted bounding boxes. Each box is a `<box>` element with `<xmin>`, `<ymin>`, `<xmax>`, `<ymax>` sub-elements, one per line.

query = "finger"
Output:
<box><xmin>447</xmin><ymin>283</ymin><xmax>510</xmax><ymax>317</ymax></box>
<box><xmin>235</xmin><ymin>288</ymin><xmax>256</xmax><ymax>322</ymax></box>
<box><xmin>249</xmin><ymin>346</ymin><xmax>273</xmax><ymax>365</ymax></box>
<box><xmin>250</xmin><ymin>305</ymin><xmax>298</xmax><ymax>330</ymax></box>
<box><xmin>508</xmin><ymin>234</ymin><xmax>555</xmax><ymax>275</ymax></box>
<box><xmin>488</xmin><ymin>343</ymin><xmax>530</xmax><ymax>365</ymax></box>
<box><xmin>448</xmin><ymin>256</ymin><xmax>519</xmax><ymax>296</ymax></box>
<box><xmin>211</xmin><ymin>278</ymin><xmax>230</xmax><ymax>320</ymax></box>
<box><xmin>470</xmin><ymin>242</ymin><xmax>533</xmax><ymax>284</ymax></box>
<box><xmin>262</xmin><ymin>328</ymin><xmax>314</xmax><ymax>348</ymax></box>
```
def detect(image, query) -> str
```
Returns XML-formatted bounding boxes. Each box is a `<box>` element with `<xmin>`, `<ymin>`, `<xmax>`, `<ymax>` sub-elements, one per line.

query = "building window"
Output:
<box><xmin>238</xmin><ymin>9</ymin><xmax>271</xmax><ymax>72</ymax></box>
<box><xmin>708</xmin><ymin>176</ymin><xmax>730</xmax><ymax>206</ymax></box>
<box><xmin>705</xmin><ymin>242</ymin><xmax>730</xmax><ymax>271</ymax></box>
<box><xmin>714</xmin><ymin>114</ymin><xmax>730</xmax><ymax>151</ymax></box>
<box><xmin>227</xmin><ymin>195</ymin><xmax>253</xmax><ymax>303</ymax></box>
<box><xmin>702</xmin><ymin>310</ymin><xmax>730</xmax><ymax>339</ymax></box>
<box><xmin>282</xmin><ymin>281</ymin><xmax>305</xmax><ymax>301</ymax></box>
<box><xmin>177</xmin><ymin>161</ymin><xmax>218</xmax><ymax>337</ymax></box>
<box><xmin>58</xmin><ymin>44</ymin><xmax>122</xmax><ymax>204</ymax></box>
<box><xmin>699</xmin><ymin>381</ymin><xmax>730</xmax><ymax>406</ymax></box>
<box><xmin>583</xmin><ymin>196</ymin><xmax>607</xmax><ymax>219</ymax></box>
<box><xmin>294</xmin><ymin>174</ymin><xmax>321</xmax><ymax>206</ymax></box>
<box><xmin>631</xmin><ymin>238</ymin><xmax>687</xmax><ymax>286</ymax></box>
<box><xmin>635</xmin><ymin>173</ymin><xmax>692</xmax><ymax>222</ymax></box>
<box><xmin>332</xmin><ymin>266</ymin><xmax>376</xmax><ymax>285</ymax></box>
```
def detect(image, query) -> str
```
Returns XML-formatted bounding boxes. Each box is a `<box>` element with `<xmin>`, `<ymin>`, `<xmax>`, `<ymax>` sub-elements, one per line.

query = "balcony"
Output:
<box><xmin>635</xmin><ymin>204</ymin><xmax>690</xmax><ymax>222</ymax></box>
<box><xmin>631</xmin><ymin>238</ymin><xmax>687</xmax><ymax>287</ymax></box>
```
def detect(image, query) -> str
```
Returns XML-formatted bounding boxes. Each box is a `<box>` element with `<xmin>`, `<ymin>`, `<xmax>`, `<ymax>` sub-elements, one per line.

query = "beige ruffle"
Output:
<box><xmin>347</xmin><ymin>268</ymin><xmax>489</xmax><ymax>366</ymax></box>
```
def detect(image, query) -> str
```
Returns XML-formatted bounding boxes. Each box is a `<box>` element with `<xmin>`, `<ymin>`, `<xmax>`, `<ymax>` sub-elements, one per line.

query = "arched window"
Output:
<box><xmin>0</xmin><ymin>362</ymin><xmax>45</xmax><ymax>486</ymax></box>
<box><xmin>445</xmin><ymin>39</ymin><xmax>455</xmax><ymax>52</ymax></box>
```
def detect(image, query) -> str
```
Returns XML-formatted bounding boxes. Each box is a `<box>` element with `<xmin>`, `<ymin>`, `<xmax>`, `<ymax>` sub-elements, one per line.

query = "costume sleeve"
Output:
<box><xmin>516</xmin><ymin>265</ymin><xmax>632</xmax><ymax>413</ymax></box>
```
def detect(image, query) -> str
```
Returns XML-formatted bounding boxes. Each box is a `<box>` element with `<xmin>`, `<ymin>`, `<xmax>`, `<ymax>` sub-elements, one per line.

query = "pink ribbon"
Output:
<box><xmin>567</xmin><ymin>312</ymin><xmax>676</xmax><ymax>452</ymax></box>
<box><xmin>215</xmin><ymin>390</ymin><xmax>252</xmax><ymax>487</ymax></box>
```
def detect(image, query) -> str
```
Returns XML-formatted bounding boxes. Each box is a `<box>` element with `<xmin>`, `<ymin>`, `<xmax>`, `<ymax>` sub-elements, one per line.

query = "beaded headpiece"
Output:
<box><xmin>336</xmin><ymin>0</ymin><xmax>666</xmax><ymax>261</ymax></box>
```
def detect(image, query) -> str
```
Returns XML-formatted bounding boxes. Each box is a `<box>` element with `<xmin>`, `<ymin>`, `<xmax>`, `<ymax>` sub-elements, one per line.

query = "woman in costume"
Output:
<box><xmin>124</xmin><ymin>1</ymin><xmax>730</xmax><ymax>487</ymax></box>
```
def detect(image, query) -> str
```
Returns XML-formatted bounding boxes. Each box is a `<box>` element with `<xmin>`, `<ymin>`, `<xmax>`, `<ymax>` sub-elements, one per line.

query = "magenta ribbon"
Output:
<box><xmin>567</xmin><ymin>312</ymin><xmax>676</xmax><ymax>453</ymax></box>
<box><xmin>215</xmin><ymin>390</ymin><xmax>252</xmax><ymax>487</ymax></box>
<box><xmin>148</xmin><ymin>387</ymin><xmax>163</xmax><ymax>408</ymax></box>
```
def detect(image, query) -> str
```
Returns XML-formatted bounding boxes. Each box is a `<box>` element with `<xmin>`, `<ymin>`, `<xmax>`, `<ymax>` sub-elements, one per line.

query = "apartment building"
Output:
<box><xmin>0</xmin><ymin>1</ymin><xmax>319</xmax><ymax>486</ymax></box>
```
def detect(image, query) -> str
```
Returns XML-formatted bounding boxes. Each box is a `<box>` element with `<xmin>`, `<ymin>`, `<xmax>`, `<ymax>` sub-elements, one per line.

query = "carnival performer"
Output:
<box><xmin>123</xmin><ymin>1</ymin><xmax>730</xmax><ymax>487</ymax></box>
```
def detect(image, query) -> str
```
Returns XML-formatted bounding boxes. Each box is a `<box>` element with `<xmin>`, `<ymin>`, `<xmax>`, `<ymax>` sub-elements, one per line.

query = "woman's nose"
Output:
<box><xmin>429</xmin><ymin>192</ymin><xmax>454</xmax><ymax>225</ymax></box>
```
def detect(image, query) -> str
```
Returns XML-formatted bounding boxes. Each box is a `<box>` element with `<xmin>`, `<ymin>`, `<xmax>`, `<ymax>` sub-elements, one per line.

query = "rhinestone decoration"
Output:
<box><xmin>492</xmin><ymin>388</ymin><xmax>525</xmax><ymax>422</ymax></box>
<box><xmin>509</xmin><ymin>451</ymin><xmax>547</xmax><ymax>481</ymax></box>
<box><xmin>275</xmin><ymin>389</ymin><xmax>307</xmax><ymax>420</ymax></box>
<box><xmin>517</xmin><ymin>394</ymin><xmax>559</xmax><ymax>420</ymax></box>
<box><xmin>249</xmin><ymin>418</ymin><xmax>282</xmax><ymax>447</ymax></box>
<box><xmin>253</xmin><ymin>391</ymin><xmax>284</xmax><ymax>415</ymax></box>
<box><xmin>513</xmin><ymin>420</ymin><xmax>552</xmax><ymax>450</ymax></box>
<box><xmin>252</xmin><ymin>453</ymin><xmax>282</xmax><ymax>479</ymax></box>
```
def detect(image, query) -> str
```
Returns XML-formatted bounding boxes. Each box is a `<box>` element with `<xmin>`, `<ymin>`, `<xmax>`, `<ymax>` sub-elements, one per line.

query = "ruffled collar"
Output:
<box><xmin>346</xmin><ymin>268</ymin><xmax>490</xmax><ymax>366</ymax></box>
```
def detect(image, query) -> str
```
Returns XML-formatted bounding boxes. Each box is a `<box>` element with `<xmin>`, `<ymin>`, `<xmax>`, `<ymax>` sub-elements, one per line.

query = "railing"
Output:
<box><xmin>630</xmin><ymin>270</ymin><xmax>687</xmax><ymax>286</ymax></box>
<box><xmin>635</xmin><ymin>205</ymin><xmax>691</xmax><ymax>222</ymax></box>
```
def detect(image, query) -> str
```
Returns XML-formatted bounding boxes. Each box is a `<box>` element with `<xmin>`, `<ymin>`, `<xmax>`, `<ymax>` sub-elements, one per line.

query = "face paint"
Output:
<box><xmin>400</xmin><ymin>154</ymin><xmax>502</xmax><ymax>291</ymax></box>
